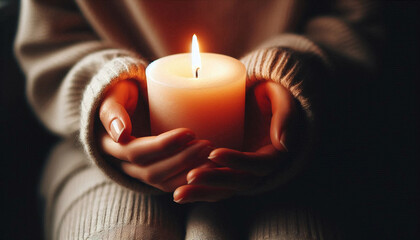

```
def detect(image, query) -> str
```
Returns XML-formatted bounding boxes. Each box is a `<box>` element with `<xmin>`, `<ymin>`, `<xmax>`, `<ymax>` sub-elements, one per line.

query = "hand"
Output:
<box><xmin>173</xmin><ymin>81</ymin><xmax>303</xmax><ymax>203</ymax></box>
<box><xmin>98</xmin><ymin>80</ymin><xmax>213</xmax><ymax>192</ymax></box>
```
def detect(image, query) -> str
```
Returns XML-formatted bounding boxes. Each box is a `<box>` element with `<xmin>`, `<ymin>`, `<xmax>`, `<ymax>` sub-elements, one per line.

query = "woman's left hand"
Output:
<box><xmin>173</xmin><ymin>81</ymin><xmax>302</xmax><ymax>203</ymax></box>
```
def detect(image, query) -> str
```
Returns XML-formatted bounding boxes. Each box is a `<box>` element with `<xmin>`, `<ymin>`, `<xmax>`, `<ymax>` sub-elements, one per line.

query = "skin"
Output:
<box><xmin>174</xmin><ymin>81</ymin><xmax>298</xmax><ymax>203</ymax></box>
<box><xmin>98</xmin><ymin>79</ymin><xmax>213</xmax><ymax>192</ymax></box>
<box><xmin>98</xmin><ymin>79</ymin><xmax>297</xmax><ymax>200</ymax></box>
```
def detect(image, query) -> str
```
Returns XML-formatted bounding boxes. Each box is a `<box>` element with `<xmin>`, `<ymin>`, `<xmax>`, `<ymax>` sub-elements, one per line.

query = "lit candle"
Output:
<box><xmin>146</xmin><ymin>35</ymin><xmax>246</xmax><ymax>149</ymax></box>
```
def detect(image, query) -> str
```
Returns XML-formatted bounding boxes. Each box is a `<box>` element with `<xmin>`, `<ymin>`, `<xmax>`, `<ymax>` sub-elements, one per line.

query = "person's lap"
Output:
<box><xmin>42</xmin><ymin>139</ymin><xmax>339</xmax><ymax>240</ymax></box>
<box><xmin>42</xmin><ymin>139</ymin><xmax>185</xmax><ymax>239</ymax></box>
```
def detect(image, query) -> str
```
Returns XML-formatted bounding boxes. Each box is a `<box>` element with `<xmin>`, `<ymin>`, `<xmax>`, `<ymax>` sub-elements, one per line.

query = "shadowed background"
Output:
<box><xmin>0</xmin><ymin>1</ymin><xmax>417</xmax><ymax>239</ymax></box>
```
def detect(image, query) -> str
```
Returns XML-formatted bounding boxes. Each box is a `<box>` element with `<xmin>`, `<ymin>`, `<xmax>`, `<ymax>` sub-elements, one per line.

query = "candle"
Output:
<box><xmin>146</xmin><ymin>35</ymin><xmax>246</xmax><ymax>149</ymax></box>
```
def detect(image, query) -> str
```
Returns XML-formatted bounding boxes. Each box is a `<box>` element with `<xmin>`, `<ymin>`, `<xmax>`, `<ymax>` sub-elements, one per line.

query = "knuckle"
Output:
<box><xmin>125</xmin><ymin>152</ymin><xmax>135</xmax><ymax>163</ymax></box>
<box><xmin>142</xmin><ymin>171</ymin><xmax>161</xmax><ymax>185</ymax></box>
<box><xmin>99</xmin><ymin>101</ymin><xmax>113</xmax><ymax>123</ymax></box>
<box><xmin>156</xmin><ymin>139</ymin><xmax>173</xmax><ymax>152</ymax></box>
<box><xmin>99</xmin><ymin>105</ymin><xmax>108</xmax><ymax>121</ymax></box>
<box><xmin>124</xmin><ymin>146</ymin><xmax>138</xmax><ymax>163</ymax></box>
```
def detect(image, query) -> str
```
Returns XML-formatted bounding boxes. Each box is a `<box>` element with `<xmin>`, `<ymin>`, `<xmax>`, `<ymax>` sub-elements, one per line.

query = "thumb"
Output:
<box><xmin>99</xmin><ymin>80</ymin><xmax>139</xmax><ymax>143</ymax></box>
<box><xmin>266</xmin><ymin>82</ymin><xmax>293</xmax><ymax>152</ymax></box>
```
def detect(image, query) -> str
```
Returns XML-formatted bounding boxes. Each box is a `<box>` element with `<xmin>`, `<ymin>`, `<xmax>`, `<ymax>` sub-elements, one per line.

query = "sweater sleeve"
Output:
<box><xmin>14</xmin><ymin>0</ymin><xmax>159</xmax><ymax>194</ymax></box>
<box><xmin>239</xmin><ymin>0</ymin><xmax>381</xmax><ymax>193</ymax></box>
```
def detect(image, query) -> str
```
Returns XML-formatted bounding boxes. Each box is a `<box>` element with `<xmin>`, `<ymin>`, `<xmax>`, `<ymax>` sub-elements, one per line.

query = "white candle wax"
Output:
<box><xmin>146</xmin><ymin>53</ymin><xmax>246</xmax><ymax>149</ymax></box>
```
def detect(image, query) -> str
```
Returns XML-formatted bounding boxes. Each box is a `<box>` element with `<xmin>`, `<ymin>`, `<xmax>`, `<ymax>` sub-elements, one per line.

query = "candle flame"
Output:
<box><xmin>191</xmin><ymin>34</ymin><xmax>201</xmax><ymax>78</ymax></box>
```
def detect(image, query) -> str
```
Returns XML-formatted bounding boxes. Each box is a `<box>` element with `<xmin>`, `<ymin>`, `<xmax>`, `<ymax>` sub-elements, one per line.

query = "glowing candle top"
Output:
<box><xmin>191</xmin><ymin>34</ymin><xmax>201</xmax><ymax>78</ymax></box>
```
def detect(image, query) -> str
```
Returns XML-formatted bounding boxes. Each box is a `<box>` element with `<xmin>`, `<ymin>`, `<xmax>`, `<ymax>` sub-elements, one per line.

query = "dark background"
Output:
<box><xmin>0</xmin><ymin>1</ymin><xmax>58</xmax><ymax>239</ymax></box>
<box><xmin>0</xmin><ymin>1</ymin><xmax>417</xmax><ymax>239</ymax></box>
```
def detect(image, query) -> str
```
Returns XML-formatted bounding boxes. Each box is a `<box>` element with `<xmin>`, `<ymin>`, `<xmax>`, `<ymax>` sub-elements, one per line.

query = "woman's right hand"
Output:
<box><xmin>98</xmin><ymin>80</ymin><xmax>213</xmax><ymax>192</ymax></box>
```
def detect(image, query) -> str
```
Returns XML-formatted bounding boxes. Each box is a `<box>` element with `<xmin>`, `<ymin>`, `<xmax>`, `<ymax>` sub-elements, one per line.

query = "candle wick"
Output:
<box><xmin>195</xmin><ymin>67</ymin><xmax>200</xmax><ymax>78</ymax></box>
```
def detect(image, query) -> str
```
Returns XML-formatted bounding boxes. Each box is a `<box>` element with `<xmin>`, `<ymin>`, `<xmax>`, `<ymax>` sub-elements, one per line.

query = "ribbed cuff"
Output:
<box><xmin>241</xmin><ymin>34</ymin><xmax>330</xmax><ymax>120</ymax></box>
<box><xmin>254</xmin><ymin>33</ymin><xmax>331</xmax><ymax>70</ymax></box>
<box><xmin>79</xmin><ymin>51</ymin><xmax>160</xmax><ymax>194</ymax></box>
<box><xmin>239</xmin><ymin>35</ymin><xmax>330</xmax><ymax>194</ymax></box>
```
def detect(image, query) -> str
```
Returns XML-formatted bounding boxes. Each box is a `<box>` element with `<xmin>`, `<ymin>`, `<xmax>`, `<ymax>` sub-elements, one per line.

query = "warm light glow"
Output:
<box><xmin>191</xmin><ymin>34</ymin><xmax>201</xmax><ymax>78</ymax></box>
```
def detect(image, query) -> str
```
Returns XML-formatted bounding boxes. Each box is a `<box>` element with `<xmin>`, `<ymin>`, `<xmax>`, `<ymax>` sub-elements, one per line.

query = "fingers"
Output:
<box><xmin>99</xmin><ymin>80</ymin><xmax>139</xmax><ymax>142</ymax></box>
<box><xmin>159</xmin><ymin>169</ymin><xmax>191</xmax><ymax>192</ymax></box>
<box><xmin>145</xmin><ymin>140</ymin><xmax>212</xmax><ymax>183</ymax></box>
<box><xmin>173</xmin><ymin>185</ymin><xmax>234</xmax><ymax>203</ymax></box>
<box><xmin>118</xmin><ymin>139</ymin><xmax>212</xmax><ymax>188</ymax></box>
<box><xmin>265</xmin><ymin>81</ymin><xmax>294</xmax><ymax>151</ymax></box>
<box><xmin>101</xmin><ymin>128</ymin><xmax>195</xmax><ymax>165</ymax></box>
<box><xmin>187</xmin><ymin>167</ymin><xmax>258</xmax><ymax>190</ymax></box>
<box><xmin>121</xmin><ymin>163</ymin><xmax>190</xmax><ymax>192</ymax></box>
<box><xmin>207</xmin><ymin>147</ymin><xmax>282</xmax><ymax>176</ymax></box>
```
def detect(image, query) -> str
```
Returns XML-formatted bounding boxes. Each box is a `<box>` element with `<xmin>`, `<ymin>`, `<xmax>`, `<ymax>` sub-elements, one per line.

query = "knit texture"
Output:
<box><xmin>15</xmin><ymin>0</ymin><xmax>380</xmax><ymax>196</ymax></box>
<box><xmin>240</xmin><ymin>34</ymin><xmax>330</xmax><ymax>120</ymax></box>
<box><xmin>42</xmin><ymin>141</ymin><xmax>183</xmax><ymax>240</ymax></box>
<box><xmin>78</xmin><ymin>53</ymin><xmax>160</xmax><ymax>193</ymax></box>
<box><xmin>43</xmin><ymin>141</ymin><xmax>337</xmax><ymax>240</ymax></box>
<box><xmin>55</xmin><ymin>182</ymin><xmax>183</xmax><ymax>240</ymax></box>
<box><xmin>249</xmin><ymin>204</ymin><xmax>341</xmax><ymax>240</ymax></box>
<box><xmin>185</xmin><ymin>204</ymin><xmax>235</xmax><ymax>240</ymax></box>
<box><xmin>239</xmin><ymin>34</ymin><xmax>330</xmax><ymax>194</ymax></box>
<box><xmin>14</xmin><ymin>0</ymin><xmax>380</xmax><ymax>238</ymax></box>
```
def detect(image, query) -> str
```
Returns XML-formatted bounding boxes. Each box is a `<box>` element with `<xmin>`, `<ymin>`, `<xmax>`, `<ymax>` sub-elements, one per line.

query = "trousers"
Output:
<box><xmin>41</xmin><ymin>139</ymin><xmax>340</xmax><ymax>240</ymax></box>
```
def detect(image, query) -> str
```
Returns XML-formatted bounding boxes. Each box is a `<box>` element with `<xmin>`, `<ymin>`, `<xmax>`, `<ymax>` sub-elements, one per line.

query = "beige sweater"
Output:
<box><xmin>15</xmin><ymin>0</ymin><xmax>379</xmax><ymax>194</ymax></box>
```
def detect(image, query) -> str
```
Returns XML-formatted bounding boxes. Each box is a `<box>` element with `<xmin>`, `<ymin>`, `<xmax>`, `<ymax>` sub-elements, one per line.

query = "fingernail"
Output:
<box><xmin>110</xmin><ymin>118</ymin><xmax>125</xmax><ymax>142</ymax></box>
<box><xmin>174</xmin><ymin>198</ymin><xmax>184</xmax><ymax>203</ymax></box>
<box><xmin>280</xmin><ymin>133</ymin><xmax>289</xmax><ymax>152</ymax></box>
<box><xmin>187</xmin><ymin>177</ymin><xmax>196</xmax><ymax>184</ymax></box>
<box><xmin>280</xmin><ymin>140</ymin><xmax>289</xmax><ymax>152</ymax></box>
<box><xmin>208</xmin><ymin>151</ymin><xmax>217</xmax><ymax>160</ymax></box>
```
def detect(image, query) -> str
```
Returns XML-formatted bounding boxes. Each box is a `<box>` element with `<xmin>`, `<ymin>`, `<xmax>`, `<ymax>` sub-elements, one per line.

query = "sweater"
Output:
<box><xmin>15</xmin><ymin>0</ymin><xmax>379</xmax><ymax>194</ymax></box>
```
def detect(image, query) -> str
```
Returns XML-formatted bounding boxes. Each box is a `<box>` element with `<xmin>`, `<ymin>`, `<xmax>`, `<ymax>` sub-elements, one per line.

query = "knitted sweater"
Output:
<box><xmin>15</xmin><ymin>0</ymin><xmax>379</xmax><ymax>194</ymax></box>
